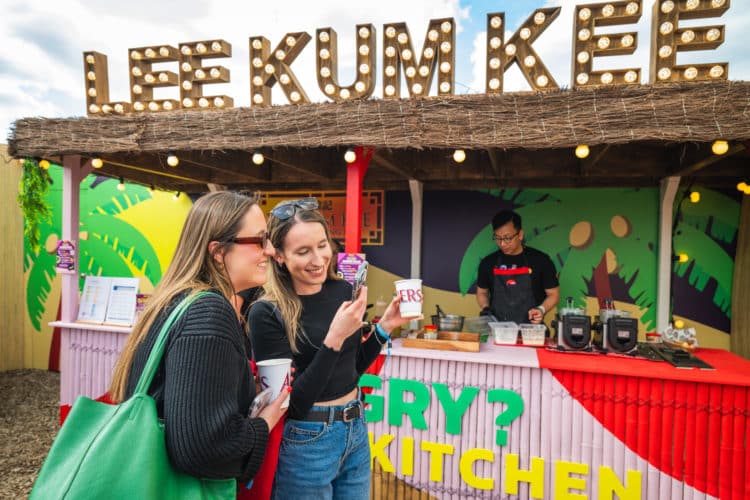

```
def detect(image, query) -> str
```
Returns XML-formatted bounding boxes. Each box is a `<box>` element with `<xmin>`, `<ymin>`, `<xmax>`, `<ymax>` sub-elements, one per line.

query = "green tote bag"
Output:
<box><xmin>30</xmin><ymin>291</ymin><xmax>236</xmax><ymax>500</ymax></box>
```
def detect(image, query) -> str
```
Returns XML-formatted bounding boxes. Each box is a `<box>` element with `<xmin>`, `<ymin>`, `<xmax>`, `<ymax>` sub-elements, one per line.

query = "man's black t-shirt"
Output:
<box><xmin>477</xmin><ymin>246</ymin><xmax>559</xmax><ymax>305</ymax></box>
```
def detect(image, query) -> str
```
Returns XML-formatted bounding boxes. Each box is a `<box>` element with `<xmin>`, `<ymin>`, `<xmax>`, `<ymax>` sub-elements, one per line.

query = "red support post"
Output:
<box><xmin>344</xmin><ymin>146</ymin><xmax>373</xmax><ymax>254</ymax></box>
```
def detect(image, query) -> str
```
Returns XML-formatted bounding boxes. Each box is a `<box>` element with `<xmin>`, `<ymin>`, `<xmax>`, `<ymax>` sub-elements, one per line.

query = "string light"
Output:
<box><xmin>252</xmin><ymin>151</ymin><xmax>264</xmax><ymax>165</ymax></box>
<box><xmin>167</xmin><ymin>151</ymin><xmax>179</xmax><ymax>167</ymax></box>
<box><xmin>711</xmin><ymin>140</ymin><xmax>729</xmax><ymax>155</ymax></box>
<box><xmin>677</xmin><ymin>253</ymin><xmax>689</xmax><ymax>263</ymax></box>
<box><xmin>147</xmin><ymin>185</ymin><xmax>155</xmax><ymax>195</ymax></box>
<box><xmin>689</xmin><ymin>191</ymin><xmax>700</xmax><ymax>203</ymax></box>
<box><xmin>117</xmin><ymin>177</ymin><xmax>126</xmax><ymax>191</ymax></box>
<box><xmin>453</xmin><ymin>149</ymin><xmax>466</xmax><ymax>163</ymax></box>
<box><xmin>91</xmin><ymin>155</ymin><xmax>103</xmax><ymax>169</ymax></box>
<box><xmin>575</xmin><ymin>145</ymin><xmax>590</xmax><ymax>159</ymax></box>
<box><xmin>737</xmin><ymin>182</ymin><xmax>750</xmax><ymax>195</ymax></box>
<box><xmin>39</xmin><ymin>159</ymin><xmax>51</xmax><ymax>170</ymax></box>
<box><xmin>172</xmin><ymin>191</ymin><xmax>181</xmax><ymax>201</ymax></box>
<box><xmin>673</xmin><ymin>319</ymin><xmax>685</xmax><ymax>329</ymax></box>
<box><xmin>344</xmin><ymin>147</ymin><xmax>357</xmax><ymax>163</ymax></box>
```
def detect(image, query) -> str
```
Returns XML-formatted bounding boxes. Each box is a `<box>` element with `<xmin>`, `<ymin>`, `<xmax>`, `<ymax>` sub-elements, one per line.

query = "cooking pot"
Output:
<box><xmin>431</xmin><ymin>314</ymin><xmax>464</xmax><ymax>331</ymax></box>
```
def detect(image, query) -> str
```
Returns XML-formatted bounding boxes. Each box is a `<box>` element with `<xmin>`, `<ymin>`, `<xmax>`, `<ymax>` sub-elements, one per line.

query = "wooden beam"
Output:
<box><xmin>580</xmin><ymin>144</ymin><xmax>611</xmax><ymax>176</ymax></box>
<box><xmin>486</xmin><ymin>148</ymin><xmax>504</xmax><ymax>180</ymax></box>
<box><xmin>371</xmin><ymin>150</ymin><xmax>416</xmax><ymax>179</ymax></box>
<box><xmin>264</xmin><ymin>149</ymin><xmax>332</xmax><ymax>180</ymax></box>
<box><xmin>670</xmin><ymin>143</ymin><xmax>746</xmax><ymax>177</ymax></box>
<box><xmin>179</xmin><ymin>150</ymin><xmax>272</xmax><ymax>182</ymax></box>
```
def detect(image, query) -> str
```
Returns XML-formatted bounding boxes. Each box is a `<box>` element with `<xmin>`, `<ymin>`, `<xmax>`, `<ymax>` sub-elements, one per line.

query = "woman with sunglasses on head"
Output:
<box><xmin>248</xmin><ymin>197</ymin><xmax>411</xmax><ymax>500</ymax></box>
<box><xmin>109</xmin><ymin>191</ymin><xmax>288</xmax><ymax>492</ymax></box>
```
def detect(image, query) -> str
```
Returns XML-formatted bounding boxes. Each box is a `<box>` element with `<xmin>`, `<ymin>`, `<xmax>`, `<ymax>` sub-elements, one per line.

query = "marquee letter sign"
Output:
<box><xmin>83</xmin><ymin>2</ymin><xmax>732</xmax><ymax>115</ymax></box>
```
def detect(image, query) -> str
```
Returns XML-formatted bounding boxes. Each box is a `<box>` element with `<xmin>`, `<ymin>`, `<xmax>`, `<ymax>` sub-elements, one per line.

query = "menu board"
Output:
<box><xmin>77</xmin><ymin>276</ymin><xmax>140</xmax><ymax>326</ymax></box>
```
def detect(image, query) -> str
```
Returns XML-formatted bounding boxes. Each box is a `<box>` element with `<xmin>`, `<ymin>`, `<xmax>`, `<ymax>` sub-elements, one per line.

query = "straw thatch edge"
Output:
<box><xmin>9</xmin><ymin>81</ymin><xmax>750</xmax><ymax>158</ymax></box>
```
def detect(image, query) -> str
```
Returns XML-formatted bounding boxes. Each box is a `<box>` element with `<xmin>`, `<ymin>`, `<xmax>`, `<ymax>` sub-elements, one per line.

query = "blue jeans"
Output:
<box><xmin>271</xmin><ymin>400</ymin><xmax>370</xmax><ymax>500</ymax></box>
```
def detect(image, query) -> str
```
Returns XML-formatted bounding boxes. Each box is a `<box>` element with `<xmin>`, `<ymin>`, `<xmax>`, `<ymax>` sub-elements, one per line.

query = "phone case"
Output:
<box><xmin>249</xmin><ymin>387</ymin><xmax>273</xmax><ymax>418</ymax></box>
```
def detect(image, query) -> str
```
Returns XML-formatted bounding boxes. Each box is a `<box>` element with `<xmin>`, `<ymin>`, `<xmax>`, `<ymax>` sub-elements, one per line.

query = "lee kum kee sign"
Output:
<box><xmin>83</xmin><ymin>0</ymin><xmax>731</xmax><ymax>115</ymax></box>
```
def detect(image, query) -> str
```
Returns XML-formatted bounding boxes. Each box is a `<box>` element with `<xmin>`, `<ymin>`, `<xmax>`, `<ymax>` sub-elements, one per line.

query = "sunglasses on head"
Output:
<box><xmin>270</xmin><ymin>197</ymin><xmax>319</xmax><ymax>220</ymax></box>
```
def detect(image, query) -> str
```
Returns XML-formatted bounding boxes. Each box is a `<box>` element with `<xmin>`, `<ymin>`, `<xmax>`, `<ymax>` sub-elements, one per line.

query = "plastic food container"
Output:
<box><xmin>519</xmin><ymin>323</ymin><xmax>546</xmax><ymax>346</ymax></box>
<box><xmin>423</xmin><ymin>325</ymin><xmax>438</xmax><ymax>340</ymax></box>
<box><xmin>489</xmin><ymin>321</ymin><xmax>519</xmax><ymax>345</ymax></box>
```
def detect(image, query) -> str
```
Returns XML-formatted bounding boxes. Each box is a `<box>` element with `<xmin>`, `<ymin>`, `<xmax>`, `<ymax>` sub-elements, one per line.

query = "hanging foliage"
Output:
<box><xmin>18</xmin><ymin>158</ymin><xmax>52</xmax><ymax>253</ymax></box>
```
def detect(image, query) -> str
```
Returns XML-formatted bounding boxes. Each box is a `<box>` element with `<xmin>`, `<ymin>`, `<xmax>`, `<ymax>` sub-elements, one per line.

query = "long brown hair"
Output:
<box><xmin>109</xmin><ymin>191</ymin><xmax>260</xmax><ymax>401</ymax></box>
<box><xmin>259</xmin><ymin>205</ymin><xmax>338</xmax><ymax>353</ymax></box>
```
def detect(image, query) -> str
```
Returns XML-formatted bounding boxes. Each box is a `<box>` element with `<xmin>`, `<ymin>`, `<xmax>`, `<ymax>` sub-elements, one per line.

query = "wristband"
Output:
<box><xmin>374</xmin><ymin>323</ymin><xmax>391</xmax><ymax>343</ymax></box>
<box><xmin>534</xmin><ymin>305</ymin><xmax>546</xmax><ymax>314</ymax></box>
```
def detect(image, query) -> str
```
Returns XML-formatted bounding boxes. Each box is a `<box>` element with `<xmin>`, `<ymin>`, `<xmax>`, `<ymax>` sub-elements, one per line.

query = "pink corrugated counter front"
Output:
<box><xmin>363</xmin><ymin>339</ymin><xmax>750</xmax><ymax>499</ymax></box>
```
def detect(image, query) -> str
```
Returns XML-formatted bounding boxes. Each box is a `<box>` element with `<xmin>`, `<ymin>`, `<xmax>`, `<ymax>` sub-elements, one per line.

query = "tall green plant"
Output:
<box><xmin>18</xmin><ymin>158</ymin><xmax>52</xmax><ymax>253</ymax></box>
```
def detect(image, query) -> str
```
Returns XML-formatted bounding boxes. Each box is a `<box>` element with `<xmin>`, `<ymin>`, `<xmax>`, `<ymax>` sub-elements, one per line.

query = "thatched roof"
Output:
<box><xmin>9</xmin><ymin>81</ymin><xmax>750</xmax><ymax>192</ymax></box>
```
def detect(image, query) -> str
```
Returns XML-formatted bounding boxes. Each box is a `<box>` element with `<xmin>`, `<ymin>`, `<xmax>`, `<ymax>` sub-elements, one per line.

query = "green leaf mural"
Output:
<box><xmin>673</xmin><ymin>224</ymin><xmax>734</xmax><ymax>316</ymax></box>
<box><xmin>23</xmin><ymin>165</ymin><xmax>165</xmax><ymax>333</ymax></box>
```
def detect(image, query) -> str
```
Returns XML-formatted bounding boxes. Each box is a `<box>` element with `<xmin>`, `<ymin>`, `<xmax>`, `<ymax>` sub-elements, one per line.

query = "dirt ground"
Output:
<box><xmin>0</xmin><ymin>369</ymin><xmax>59</xmax><ymax>499</ymax></box>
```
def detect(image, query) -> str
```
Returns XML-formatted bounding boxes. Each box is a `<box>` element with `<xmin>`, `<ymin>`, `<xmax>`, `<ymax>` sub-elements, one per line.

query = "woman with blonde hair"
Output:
<box><xmin>248</xmin><ymin>197</ymin><xmax>411</xmax><ymax>499</ymax></box>
<box><xmin>110</xmin><ymin>191</ymin><xmax>288</xmax><ymax>488</ymax></box>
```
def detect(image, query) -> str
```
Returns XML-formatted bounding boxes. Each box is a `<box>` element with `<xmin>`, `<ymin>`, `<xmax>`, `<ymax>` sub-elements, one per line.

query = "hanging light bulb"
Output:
<box><xmin>711</xmin><ymin>139</ymin><xmax>729</xmax><ymax>155</ymax></box>
<box><xmin>172</xmin><ymin>191</ymin><xmax>181</xmax><ymax>201</ymax></box>
<box><xmin>575</xmin><ymin>144</ymin><xmax>590</xmax><ymax>159</ymax></box>
<box><xmin>344</xmin><ymin>147</ymin><xmax>356</xmax><ymax>163</ymax></box>
<box><xmin>167</xmin><ymin>151</ymin><xmax>179</xmax><ymax>167</ymax></box>
<box><xmin>677</xmin><ymin>253</ymin><xmax>689</xmax><ymax>263</ymax></box>
<box><xmin>147</xmin><ymin>185</ymin><xmax>155</xmax><ymax>195</ymax></box>
<box><xmin>689</xmin><ymin>191</ymin><xmax>700</xmax><ymax>203</ymax></box>
<box><xmin>252</xmin><ymin>151</ymin><xmax>264</xmax><ymax>165</ymax></box>
<box><xmin>91</xmin><ymin>155</ymin><xmax>103</xmax><ymax>168</ymax></box>
<box><xmin>673</xmin><ymin>319</ymin><xmax>685</xmax><ymax>329</ymax></box>
<box><xmin>39</xmin><ymin>159</ymin><xmax>51</xmax><ymax>170</ymax></box>
<box><xmin>117</xmin><ymin>177</ymin><xmax>126</xmax><ymax>191</ymax></box>
<box><xmin>453</xmin><ymin>149</ymin><xmax>466</xmax><ymax>163</ymax></box>
<box><xmin>738</xmin><ymin>181</ymin><xmax>748</xmax><ymax>192</ymax></box>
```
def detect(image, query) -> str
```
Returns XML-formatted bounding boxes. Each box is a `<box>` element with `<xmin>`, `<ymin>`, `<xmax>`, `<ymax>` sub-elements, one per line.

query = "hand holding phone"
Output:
<box><xmin>249</xmin><ymin>388</ymin><xmax>273</xmax><ymax>418</ymax></box>
<box><xmin>352</xmin><ymin>261</ymin><xmax>368</xmax><ymax>300</ymax></box>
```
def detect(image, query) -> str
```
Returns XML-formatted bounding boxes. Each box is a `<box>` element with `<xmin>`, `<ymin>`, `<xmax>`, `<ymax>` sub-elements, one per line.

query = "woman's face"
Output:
<box><xmin>276</xmin><ymin>220</ymin><xmax>332</xmax><ymax>295</ymax></box>
<box><xmin>222</xmin><ymin>204</ymin><xmax>274</xmax><ymax>291</ymax></box>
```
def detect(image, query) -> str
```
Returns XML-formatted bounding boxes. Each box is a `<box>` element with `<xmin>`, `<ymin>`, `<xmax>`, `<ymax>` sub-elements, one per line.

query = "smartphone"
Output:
<box><xmin>249</xmin><ymin>387</ymin><xmax>273</xmax><ymax>418</ymax></box>
<box><xmin>352</xmin><ymin>261</ymin><xmax>369</xmax><ymax>300</ymax></box>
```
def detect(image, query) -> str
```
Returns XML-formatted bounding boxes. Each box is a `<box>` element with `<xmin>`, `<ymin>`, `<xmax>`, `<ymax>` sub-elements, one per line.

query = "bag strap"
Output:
<box><xmin>133</xmin><ymin>291</ymin><xmax>210</xmax><ymax>395</ymax></box>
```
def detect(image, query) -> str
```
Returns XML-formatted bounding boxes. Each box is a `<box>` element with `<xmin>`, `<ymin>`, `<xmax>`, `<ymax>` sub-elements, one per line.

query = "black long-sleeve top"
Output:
<box><xmin>124</xmin><ymin>292</ymin><xmax>269</xmax><ymax>483</ymax></box>
<box><xmin>248</xmin><ymin>279</ymin><xmax>382</xmax><ymax>420</ymax></box>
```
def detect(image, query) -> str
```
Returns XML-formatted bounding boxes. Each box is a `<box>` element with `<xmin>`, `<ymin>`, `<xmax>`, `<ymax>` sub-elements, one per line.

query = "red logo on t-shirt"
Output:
<box><xmin>506</xmin><ymin>279</ymin><xmax>517</xmax><ymax>286</ymax></box>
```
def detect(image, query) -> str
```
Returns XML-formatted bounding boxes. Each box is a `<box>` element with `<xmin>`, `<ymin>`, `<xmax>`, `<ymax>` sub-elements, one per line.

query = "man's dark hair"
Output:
<box><xmin>492</xmin><ymin>210</ymin><xmax>522</xmax><ymax>231</ymax></box>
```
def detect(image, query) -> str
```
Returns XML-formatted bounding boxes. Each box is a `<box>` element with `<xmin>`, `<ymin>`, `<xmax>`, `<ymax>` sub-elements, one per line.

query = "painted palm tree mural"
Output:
<box><xmin>458</xmin><ymin>188</ymin><xmax>739</xmax><ymax>332</ymax></box>
<box><xmin>672</xmin><ymin>189</ymin><xmax>739</xmax><ymax>323</ymax></box>
<box><xmin>24</xmin><ymin>164</ymin><xmax>190</xmax><ymax>369</ymax></box>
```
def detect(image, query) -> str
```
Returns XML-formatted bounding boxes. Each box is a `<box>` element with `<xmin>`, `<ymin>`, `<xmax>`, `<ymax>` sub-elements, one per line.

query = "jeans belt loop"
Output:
<box><xmin>327</xmin><ymin>407</ymin><xmax>335</xmax><ymax>426</ymax></box>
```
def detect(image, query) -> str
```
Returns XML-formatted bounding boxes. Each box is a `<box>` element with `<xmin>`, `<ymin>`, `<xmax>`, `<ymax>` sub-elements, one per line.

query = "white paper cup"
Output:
<box><xmin>256</xmin><ymin>358</ymin><xmax>292</xmax><ymax>408</ymax></box>
<box><xmin>395</xmin><ymin>279</ymin><xmax>423</xmax><ymax>318</ymax></box>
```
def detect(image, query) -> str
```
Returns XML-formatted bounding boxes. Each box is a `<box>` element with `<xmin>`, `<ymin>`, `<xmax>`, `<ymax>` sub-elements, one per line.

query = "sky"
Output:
<box><xmin>2</xmin><ymin>0</ymin><xmax>749</xmax><ymax>142</ymax></box>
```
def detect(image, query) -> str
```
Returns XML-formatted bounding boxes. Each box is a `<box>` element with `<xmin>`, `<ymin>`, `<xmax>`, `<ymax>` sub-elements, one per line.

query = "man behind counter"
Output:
<box><xmin>476</xmin><ymin>210</ymin><xmax>560</xmax><ymax>325</ymax></box>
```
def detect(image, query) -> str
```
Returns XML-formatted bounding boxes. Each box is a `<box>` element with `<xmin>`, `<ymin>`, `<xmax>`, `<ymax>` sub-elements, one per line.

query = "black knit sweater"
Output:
<box><xmin>248</xmin><ymin>279</ymin><xmax>383</xmax><ymax>419</ymax></box>
<box><xmin>124</xmin><ymin>292</ymin><xmax>269</xmax><ymax>483</ymax></box>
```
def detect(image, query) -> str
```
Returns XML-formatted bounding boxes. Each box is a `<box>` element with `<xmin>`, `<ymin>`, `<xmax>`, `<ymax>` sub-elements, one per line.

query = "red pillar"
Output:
<box><xmin>344</xmin><ymin>146</ymin><xmax>373</xmax><ymax>254</ymax></box>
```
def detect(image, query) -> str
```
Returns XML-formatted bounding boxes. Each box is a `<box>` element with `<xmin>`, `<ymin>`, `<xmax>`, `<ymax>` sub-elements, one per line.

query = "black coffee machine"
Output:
<box><xmin>553</xmin><ymin>297</ymin><xmax>593</xmax><ymax>351</ymax></box>
<box><xmin>592</xmin><ymin>299</ymin><xmax>638</xmax><ymax>353</ymax></box>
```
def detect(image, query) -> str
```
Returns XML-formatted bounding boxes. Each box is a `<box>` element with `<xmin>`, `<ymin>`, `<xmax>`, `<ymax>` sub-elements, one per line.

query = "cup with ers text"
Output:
<box><xmin>395</xmin><ymin>278</ymin><xmax>423</xmax><ymax>318</ymax></box>
<box><xmin>256</xmin><ymin>358</ymin><xmax>292</xmax><ymax>408</ymax></box>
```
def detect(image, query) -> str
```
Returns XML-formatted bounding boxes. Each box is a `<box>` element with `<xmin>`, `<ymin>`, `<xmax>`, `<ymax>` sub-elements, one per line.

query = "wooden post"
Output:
<box><xmin>657</xmin><ymin>176</ymin><xmax>680</xmax><ymax>332</ymax></box>
<box><xmin>60</xmin><ymin>156</ymin><xmax>92</xmax><ymax>322</ymax></box>
<box><xmin>344</xmin><ymin>146</ymin><xmax>373</xmax><ymax>254</ymax></box>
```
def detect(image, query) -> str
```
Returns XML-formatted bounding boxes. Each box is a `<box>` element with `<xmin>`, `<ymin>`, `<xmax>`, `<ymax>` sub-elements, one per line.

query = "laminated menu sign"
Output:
<box><xmin>104</xmin><ymin>278</ymin><xmax>140</xmax><ymax>326</ymax></box>
<box><xmin>76</xmin><ymin>276</ymin><xmax>139</xmax><ymax>326</ymax></box>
